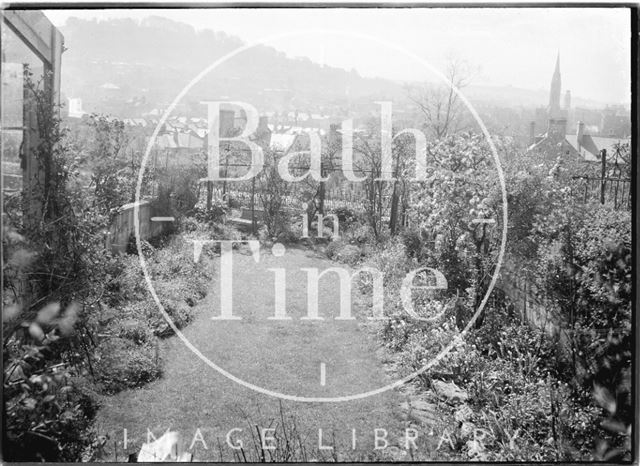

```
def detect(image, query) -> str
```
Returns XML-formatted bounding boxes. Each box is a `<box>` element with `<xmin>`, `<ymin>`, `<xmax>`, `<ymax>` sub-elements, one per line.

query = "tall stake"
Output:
<box><xmin>251</xmin><ymin>176</ymin><xmax>256</xmax><ymax>235</ymax></box>
<box><xmin>318</xmin><ymin>161</ymin><xmax>326</xmax><ymax>215</ymax></box>
<box><xmin>600</xmin><ymin>149</ymin><xmax>607</xmax><ymax>205</ymax></box>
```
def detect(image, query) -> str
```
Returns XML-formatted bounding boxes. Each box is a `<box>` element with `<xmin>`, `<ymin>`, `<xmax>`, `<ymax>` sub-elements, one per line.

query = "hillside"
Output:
<box><xmin>58</xmin><ymin>16</ymin><xmax>616</xmax><ymax>120</ymax></box>
<box><xmin>59</xmin><ymin>16</ymin><xmax>405</xmax><ymax>117</ymax></box>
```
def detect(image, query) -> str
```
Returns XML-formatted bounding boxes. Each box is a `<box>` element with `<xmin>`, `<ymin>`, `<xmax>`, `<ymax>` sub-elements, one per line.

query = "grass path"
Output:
<box><xmin>94</xmin><ymin>245</ymin><xmax>440</xmax><ymax>461</ymax></box>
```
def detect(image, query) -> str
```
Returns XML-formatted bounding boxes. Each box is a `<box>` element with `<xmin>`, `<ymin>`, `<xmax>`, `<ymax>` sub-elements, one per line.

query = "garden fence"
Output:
<box><xmin>570</xmin><ymin>176</ymin><xmax>631</xmax><ymax>210</ymax></box>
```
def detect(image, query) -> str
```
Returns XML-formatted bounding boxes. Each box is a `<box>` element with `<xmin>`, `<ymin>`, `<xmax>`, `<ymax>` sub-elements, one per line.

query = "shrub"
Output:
<box><xmin>180</xmin><ymin>216</ymin><xmax>199</xmax><ymax>232</ymax></box>
<box><xmin>325</xmin><ymin>239</ymin><xmax>344</xmax><ymax>260</ymax></box>
<box><xmin>285</xmin><ymin>218</ymin><xmax>304</xmax><ymax>242</ymax></box>
<box><xmin>367</xmin><ymin>239</ymin><xmax>409</xmax><ymax>282</ymax></box>
<box><xmin>2</xmin><ymin>77</ymin><xmax>214</xmax><ymax>461</ymax></box>
<box><xmin>109</xmin><ymin>255</ymin><xmax>149</xmax><ymax>303</ymax></box>
<box><xmin>227</xmin><ymin>196</ymin><xmax>242</xmax><ymax>209</ymax></box>
<box><xmin>534</xmin><ymin>205</ymin><xmax>631</xmax><ymax>392</ymax></box>
<box><xmin>334</xmin><ymin>244</ymin><xmax>362</xmax><ymax>266</ymax></box>
<box><xmin>393</xmin><ymin>315</ymin><xmax>476</xmax><ymax>382</ymax></box>
<box><xmin>193</xmin><ymin>200</ymin><xmax>228</xmax><ymax>225</ymax></box>
<box><xmin>400</xmin><ymin>228</ymin><xmax>424</xmax><ymax>260</ymax></box>
<box><xmin>467</xmin><ymin>374</ymin><xmax>602</xmax><ymax>461</ymax></box>
<box><xmin>162</xmin><ymin>298</ymin><xmax>194</xmax><ymax>330</ymax></box>
<box><xmin>276</xmin><ymin>228</ymin><xmax>300</xmax><ymax>244</ymax></box>
<box><xmin>325</xmin><ymin>239</ymin><xmax>365</xmax><ymax>266</ymax></box>
<box><xmin>111</xmin><ymin>318</ymin><xmax>154</xmax><ymax>345</ymax></box>
<box><xmin>154</xmin><ymin>275</ymin><xmax>204</xmax><ymax>307</ymax></box>
<box><xmin>381</xmin><ymin>313</ymin><xmax>414</xmax><ymax>352</ymax></box>
<box><xmin>212</xmin><ymin>223</ymin><xmax>243</xmax><ymax>242</ymax></box>
<box><xmin>125</xmin><ymin>236</ymin><xmax>157</xmax><ymax>256</ymax></box>
<box><xmin>331</xmin><ymin>206</ymin><xmax>359</xmax><ymax>229</ymax></box>
<box><xmin>4</xmin><ymin>373</ymin><xmax>98</xmax><ymax>461</ymax></box>
<box><xmin>146</xmin><ymin>235</ymin><xmax>212</xmax><ymax>302</ymax></box>
<box><xmin>3</xmin><ymin>310</ymin><xmax>99</xmax><ymax>462</ymax></box>
<box><xmin>93</xmin><ymin>338</ymin><xmax>161</xmax><ymax>394</ymax></box>
<box><xmin>470</xmin><ymin>303</ymin><xmax>561</xmax><ymax>379</ymax></box>
<box><xmin>344</xmin><ymin>223</ymin><xmax>374</xmax><ymax>244</ymax></box>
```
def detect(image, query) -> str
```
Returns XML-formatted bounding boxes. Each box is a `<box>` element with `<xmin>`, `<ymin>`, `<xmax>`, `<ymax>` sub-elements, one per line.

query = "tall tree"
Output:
<box><xmin>407</xmin><ymin>58</ymin><xmax>473</xmax><ymax>140</ymax></box>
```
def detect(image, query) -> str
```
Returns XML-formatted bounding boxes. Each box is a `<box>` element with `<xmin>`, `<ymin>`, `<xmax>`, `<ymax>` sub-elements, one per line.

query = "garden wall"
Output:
<box><xmin>498</xmin><ymin>260</ymin><xmax>558</xmax><ymax>334</ymax></box>
<box><xmin>498</xmin><ymin>260</ymin><xmax>581</xmax><ymax>365</ymax></box>
<box><xmin>106</xmin><ymin>200</ymin><xmax>168</xmax><ymax>253</ymax></box>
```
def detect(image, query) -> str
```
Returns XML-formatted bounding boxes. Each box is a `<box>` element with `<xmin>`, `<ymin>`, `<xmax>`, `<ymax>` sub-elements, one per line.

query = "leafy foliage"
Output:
<box><xmin>408</xmin><ymin>132</ymin><xmax>504</xmax><ymax>327</ymax></box>
<box><xmin>3</xmin><ymin>71</ymin><xmax>216</xmax><ymax>460</ymax></box>
<box><xmin>258</xmin><ymin>150</ymin><xmax>293</xmax><ymax>237</ymax></box>
<box><xmin>325</xmin><ymin>129</ymin><xmax>632</xmax><ymax>461</ymax></box>
<box><xmin>3</xmin><ymin>226</ymin><xmax>96</xmax><ymax>461</ymax></box>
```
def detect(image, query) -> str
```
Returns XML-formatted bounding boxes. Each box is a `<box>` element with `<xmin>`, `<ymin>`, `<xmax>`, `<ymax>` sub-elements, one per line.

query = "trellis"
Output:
<box><xmin>2</xmin><ymin>10</ymin><xmax>63</xmax><ymax>223</ymax></box>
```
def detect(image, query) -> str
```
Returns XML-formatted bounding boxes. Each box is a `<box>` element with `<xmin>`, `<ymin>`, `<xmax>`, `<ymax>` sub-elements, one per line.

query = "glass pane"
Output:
<box><xmin>1</xmin><ymin>21</ymin><xmax>45</xmax><ymax>85</ymax></box>
<box><xmin>1</xmin><ymin>130</ymin><xmax>23</xmax><ymax>191</ymax></box>
<box><xmin>1</xmin><ymin>62</ymin><xmax>23</xmax><ymax>128</ymax></box>
<box><xmin>1</xmin><ymin>20</ymin><xmax>46</xmax><ymax>193</ymax></box>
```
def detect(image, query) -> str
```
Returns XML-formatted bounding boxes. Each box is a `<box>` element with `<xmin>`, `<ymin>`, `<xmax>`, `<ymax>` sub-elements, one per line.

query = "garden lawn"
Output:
<box><xmin>93</xmin><ymin>245</ymin><xmax>441</xmax><ymax>461</ymax></box>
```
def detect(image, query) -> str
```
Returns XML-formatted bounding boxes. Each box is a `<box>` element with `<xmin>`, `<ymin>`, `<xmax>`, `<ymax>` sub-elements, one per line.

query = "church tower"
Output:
<box><xmin>548</xmin><ymin>52</ymin><xmax>562</xmax><ymax>118</ymax></box>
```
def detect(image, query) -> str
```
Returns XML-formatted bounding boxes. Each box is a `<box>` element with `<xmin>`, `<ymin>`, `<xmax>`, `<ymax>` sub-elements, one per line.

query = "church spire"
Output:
<box><xmin>548</xmin><ymin>51</ymin><xmax>562</xmax><ymax>118</ymax></box>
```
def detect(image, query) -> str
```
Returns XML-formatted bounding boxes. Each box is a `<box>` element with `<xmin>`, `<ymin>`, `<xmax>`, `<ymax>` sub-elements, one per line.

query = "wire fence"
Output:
<box><xmin>211</xmin><ymin>184</ymin><xmax>378</xmax><ymax>212</ymax></box>
<box><xmin>206</xmin><ymin>162</ymin><xmax>633</xmax><ymax>229</ymax></box>
<box><xmin>570</xmin><ymin>176</ymin><xmax>632</xmax><ymax>210</ymax></box>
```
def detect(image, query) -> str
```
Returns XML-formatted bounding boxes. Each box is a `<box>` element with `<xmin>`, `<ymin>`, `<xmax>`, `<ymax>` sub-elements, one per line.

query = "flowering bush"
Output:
<box><xmin>320</xmin><ymin>131</ymin><xmax>631</xmax><ymax>461</ymax></box>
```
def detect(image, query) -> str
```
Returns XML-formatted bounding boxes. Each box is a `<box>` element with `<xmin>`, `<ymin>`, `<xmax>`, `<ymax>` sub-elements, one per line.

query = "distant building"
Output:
<box><xmin>563</xmin><ymin>90</ymin><xmax>571</xmax><ymax>112</ymax></box>
<box><xmin>527</xmin><ymin>118</ymin><xmax>580</xmax><ymax>161</ymax></box>
<box><xmin>565</xmin><ymin>121</ymin><xmax>629</xmax><ymax>163</ymax></box>
<box><xmin>600</xmin><ymin>105</ymin><xmax>631</xmax><ymax>138</ymax></box>
<box><xmin>532</xmin><ymin>54</ymin><xmax>571</xmax><ymax>137</ymax></box>
<box><xmin>547</xmin><ymin>53</ymin><xmax>563</xmax><ymax>119</ymax></box>
<box><xmin>68</xmin><ymin>97</ymin><xmax>85</xmax><ymax>118</ymax></box>
<box><xmin>99</xmin><ymin>82</ymin><xmax>120</xmax><ymax>90</ymax></box>
<box><xmin>527</xmin><ymin>53</ymin><xmax>628</xmax><ymax>163</ymax></box>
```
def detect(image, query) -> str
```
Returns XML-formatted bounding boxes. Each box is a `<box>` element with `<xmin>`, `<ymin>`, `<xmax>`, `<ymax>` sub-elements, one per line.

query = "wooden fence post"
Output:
<box><xmin>318</xmin><ymin>161</ymin><xmax>326</xmax><ymax>215</ymax></box>
<box><xmin>206</xmin><ymin>180</ymin><xmax>213</xmax><ymax>210</ymax></box>
<box><xmin>250</xmin><ymin>176</ymin><xmax>256</xmax><ymax>235</ymax></box>
<box><xmin>600</xmin><ymin>149</ymin><xmax>607</xmax><ymax>205</ymax></box>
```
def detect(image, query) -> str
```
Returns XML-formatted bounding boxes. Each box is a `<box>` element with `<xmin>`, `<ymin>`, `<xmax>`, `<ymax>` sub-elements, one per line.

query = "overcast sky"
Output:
<box><xmin>45</xmin><ymin>8</ymin><xmax>631</xmax><ymax>105</ymax></box>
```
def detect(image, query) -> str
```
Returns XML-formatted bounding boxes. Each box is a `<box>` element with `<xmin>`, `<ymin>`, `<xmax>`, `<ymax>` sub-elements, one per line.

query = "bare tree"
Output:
<box><xmin>257</xmin><ymin>149</ymin><xmax>293</xmax><ymax>237</ymax></box>
<box><xmin>407</xmin><ymin>58</ymin><xmax>474</xmax><ymax>139</ymax></box>
<box><xmin>351</xmin><ymin>121</ymin><xmax>392</xmax><ymax>240</ymax></box>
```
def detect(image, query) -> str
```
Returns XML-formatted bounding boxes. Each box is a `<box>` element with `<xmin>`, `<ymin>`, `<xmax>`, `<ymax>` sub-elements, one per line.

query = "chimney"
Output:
<box><xmin>256</xmin><ymin>115</ymin><xmax>271</xmax><ymax>148</ymax></box>
<box><xmin>547</xmin><ymin>117</ymin><xmax>567</xmax><ymax>138</ymax></box>
<box><xmin>258</xmin><ymin>115</ymin><xmax>269</xmax><ymax>132</ymax></box>
<box><xmin>328</xmin><ymin>123</ymin><xmax>341</xmax><ymax>147</ymax></box>
<box><xmin>576</xmin><ymin>121</ymin><xmax>584</xmax><ymax>151</ymax></box>
<box><xmin>529</xmin><ymin>121</ymin><xmax>536</xmax><ymax>145</ymax></box>
<box><xmin>219</xmin><ymin>109</ymin><xmax>235</xmax><ymax>137</ymax></box>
